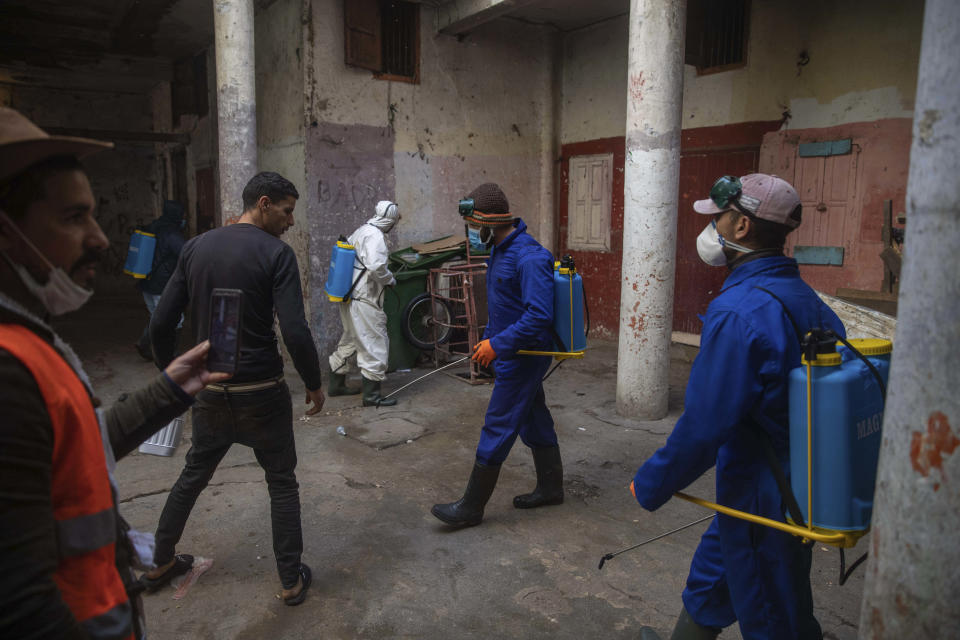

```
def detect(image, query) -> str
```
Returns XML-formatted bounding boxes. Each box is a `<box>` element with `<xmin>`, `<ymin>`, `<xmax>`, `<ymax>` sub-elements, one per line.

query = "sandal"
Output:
<box><xmin>139</xmin><ymin>554</ymin><xmax>194</xmax><ymax>593</ymax></box>
<box><xmin>282</xmin><ymin>563</ymin><xmax>312</xmax><ymax>606</ymax></box>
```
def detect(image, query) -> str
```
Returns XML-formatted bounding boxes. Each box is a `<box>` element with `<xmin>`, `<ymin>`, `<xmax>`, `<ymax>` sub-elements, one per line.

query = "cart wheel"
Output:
<box><xmin>402</xmin><ymin>293</ymin><xmax>452</xmax><ymax>350</ymax></box>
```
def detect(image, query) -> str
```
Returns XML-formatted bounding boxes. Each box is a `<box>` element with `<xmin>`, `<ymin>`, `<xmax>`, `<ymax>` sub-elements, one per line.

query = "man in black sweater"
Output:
<box><xmin>144</xmin><ymin>172</ymin><xmax>325</xmax><ymax>606</ymax></box>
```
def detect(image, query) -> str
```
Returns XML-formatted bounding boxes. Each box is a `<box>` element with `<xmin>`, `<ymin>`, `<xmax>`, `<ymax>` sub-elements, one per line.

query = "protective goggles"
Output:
<box><xmin>709</xmin><ymin>175</ymin><xmax>760</xmax><ymax>216</ymax></box>
<box><xmin>709</xmin><ymin>175</ymin><xmax>744</xmax><ymax>210</ymax></box>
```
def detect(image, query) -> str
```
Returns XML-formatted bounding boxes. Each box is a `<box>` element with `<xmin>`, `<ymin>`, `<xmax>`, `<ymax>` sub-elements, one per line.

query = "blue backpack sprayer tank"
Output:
<box><xmin>517</xmin><ymin>255</ymin><xmax>588</xmax><ymax>363</ymax></box>
<box><xmin>325</xmin><ymin>235</ymin><xmax>367</xmax><ymax>302</ymax></box>
<box><xmin>601</xmin><ymin>327</ymin><xmax>890</xmax><ymax>585</ymax></box>
<box><xmin>123</xmin><ymin>229</ymin><xmax>156</xmax><ymax>279</ymax></box>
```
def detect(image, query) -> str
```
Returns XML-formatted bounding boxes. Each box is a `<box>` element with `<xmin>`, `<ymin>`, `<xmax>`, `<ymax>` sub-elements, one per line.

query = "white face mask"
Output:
<box><xmin>696</xmin><ymin>220</ymin><xmax>753</xmax><ymax>267</ymax></box>
<box><xmin>0</xmin><ymin>212</ymin><xmax>94</xmax><ymax>315</ymax></box>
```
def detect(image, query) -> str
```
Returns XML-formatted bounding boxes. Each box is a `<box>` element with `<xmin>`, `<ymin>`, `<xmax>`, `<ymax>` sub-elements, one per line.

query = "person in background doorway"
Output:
<box><xmin>327</xmin><ymin>200</ymin><xmax>400</xmax><ymax>407</ymax></box>
<box><xmin>135</xmin><ymin>199</ymin><xmax>185</xmax><ymax>360</ymax></box>
<box><xmin>0</xmin><ymin>106</ymin><xmax>227</xmax><ymax>640</ymax></box>
<box><xmin>145</xmin><ymin>171</ymin><xmax>325</xmax><ymax>606</ymax></box>
<box><xmin>630</xmin><ymin>174</ymin><xmax>845</xmax><ymax>640</ymax></box>
<box><xmin>431</xmin><ymin>182</ymin><xmax>563</xmax><ymax>527</ymax></box>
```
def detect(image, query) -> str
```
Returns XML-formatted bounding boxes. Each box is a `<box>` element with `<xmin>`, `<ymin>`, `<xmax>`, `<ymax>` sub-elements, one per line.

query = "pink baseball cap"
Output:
<box><xmin>693</xmin><ymin>173</ymin><xmax>802</xmax><ymax>229</ymax></box>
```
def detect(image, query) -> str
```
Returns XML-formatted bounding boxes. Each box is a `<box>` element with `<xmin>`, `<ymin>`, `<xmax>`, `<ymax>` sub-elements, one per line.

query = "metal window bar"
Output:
<box><xmin>428</xmin><ymin>262</ymin><xmax>490</xmax><ymax>385</ymax></box>
<box><xmin>381</xmin><ymin>1</ymin><xmax>416</xmax><ymax>78</ymax></box>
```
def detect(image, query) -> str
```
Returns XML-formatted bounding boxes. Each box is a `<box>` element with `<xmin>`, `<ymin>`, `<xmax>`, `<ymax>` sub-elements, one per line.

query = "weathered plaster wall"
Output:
<box><xmin>3</xmin><ymin>84</ymin><xmax>164</xmax><ymax>296</ymax></box>
<box><xmin>255</xmin><ymin>0</ymin><xmax>309</xmax><ymax>276</ymax></box>
<box><xmin>561</xmin><ymin>0</ymin><xmax>923</xmax><ymax>144</ymax></box>
<box><xmin>303</xmin><ymin>0</ymin><xmax>557</xmax><ymax>354</ymax></box>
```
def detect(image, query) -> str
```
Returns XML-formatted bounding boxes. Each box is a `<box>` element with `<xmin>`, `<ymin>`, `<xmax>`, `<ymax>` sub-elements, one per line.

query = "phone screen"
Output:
<box><xmin>208</xmin><ymin>289</ymin><xmax>243</xmax><ymax>374</ymax></box>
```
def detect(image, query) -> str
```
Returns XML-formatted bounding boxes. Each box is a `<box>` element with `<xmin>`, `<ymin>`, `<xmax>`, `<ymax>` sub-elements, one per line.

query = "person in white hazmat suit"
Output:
<box><xmin>328</xmin><ymin>200</ymin><xmax>400</xmax><ymax>406</ymax></box>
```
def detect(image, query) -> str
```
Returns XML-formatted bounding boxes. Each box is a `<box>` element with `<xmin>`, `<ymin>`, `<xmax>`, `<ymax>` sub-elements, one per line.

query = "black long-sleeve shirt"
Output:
<box><xmin>150</xmin><ymin>223</ymin><xmax>322</xmax><ymax>390</ymax></box>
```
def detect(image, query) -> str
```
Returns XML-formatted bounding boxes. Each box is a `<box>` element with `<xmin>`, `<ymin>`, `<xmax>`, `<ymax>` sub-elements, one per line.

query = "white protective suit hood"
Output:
<box><xmin>367</xmin><ymin>200</ymin><xmax>399</xmax><ymax>233</ymax></box>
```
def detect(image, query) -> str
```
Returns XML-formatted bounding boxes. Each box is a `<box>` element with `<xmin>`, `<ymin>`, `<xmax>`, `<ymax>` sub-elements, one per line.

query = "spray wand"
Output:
<box><xmin>598</xmin><ymin>514</ymin><xmax>714</xmax><ymax>570</ymax></box>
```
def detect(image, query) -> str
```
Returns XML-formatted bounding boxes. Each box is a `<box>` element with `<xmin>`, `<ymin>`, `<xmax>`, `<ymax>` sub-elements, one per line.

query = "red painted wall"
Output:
<box><xmin>760</xmin><ymin>118</ymin><xmax>911</xmax><ymax>295</ymax></box>
<box><xmin>559</xmin><ymin>121</ymin><xmax>781</xmax><ymax>337</ymax></box>
<box><xmin>558</xmin><ymin>137</ymin><xmax>625</xmax><ymax>339</ymax></box>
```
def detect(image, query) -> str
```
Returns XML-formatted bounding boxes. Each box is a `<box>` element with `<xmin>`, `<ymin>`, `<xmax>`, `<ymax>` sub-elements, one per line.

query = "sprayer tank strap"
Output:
<box><xmin>747</xmin><ymin>285</ymin><xmax>809</xmax><ymax>529</ymax></box>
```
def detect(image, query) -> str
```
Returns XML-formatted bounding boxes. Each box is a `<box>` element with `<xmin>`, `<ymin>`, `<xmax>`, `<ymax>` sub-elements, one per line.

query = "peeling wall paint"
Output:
<box><xmin>255</xmin><ymin>0</ymin><xmax>308</xmax><ymax>288</ymax></box>
<box><xmin>304</xmin><ymin>0</ymin><xmax>555</xmax><ymax>245</ymax></box>
<box><xmin>300</xmin><ymin>0</ymin><xmax>558</xmax><ymax>355</ymax></box>
<box><xmin>306</xmin><ymin>122</ymin><xmax>395</xmax><ymax>353</ymax></box>
<box><xmin>560</xmin><ymin>1</ymin><xmax>923</xmax><ymax>144</ymax></box>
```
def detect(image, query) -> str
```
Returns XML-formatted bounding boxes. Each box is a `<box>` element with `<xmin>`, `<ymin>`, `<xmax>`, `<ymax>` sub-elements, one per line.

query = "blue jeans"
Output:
<box><xmin>139</xmin><ymin>292</ymin><xmax>182</xmax><ymax>352</ymax></box>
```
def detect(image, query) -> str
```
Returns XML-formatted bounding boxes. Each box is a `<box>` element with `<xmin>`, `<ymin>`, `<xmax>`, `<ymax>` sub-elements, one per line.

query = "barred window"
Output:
<box><xmin>686</xmin><ymin>0</ymin><xmax>750</xmax><ymax>74</ymax></box>
<box><xmin>345</xmin><ymin>0</ymin><xmax>420</xmax><ymax>83</ymax></box>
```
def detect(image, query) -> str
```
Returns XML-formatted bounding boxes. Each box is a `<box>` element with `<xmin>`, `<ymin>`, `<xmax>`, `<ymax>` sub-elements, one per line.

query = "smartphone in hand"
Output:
<box><xmin>207</xmin><ymin>288</ymin><xmax>243</xmax><ymax>374</ymax></box>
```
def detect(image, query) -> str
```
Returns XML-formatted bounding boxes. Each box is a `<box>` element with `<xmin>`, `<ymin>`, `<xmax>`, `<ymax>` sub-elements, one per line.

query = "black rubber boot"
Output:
<box><xmin>431</xmin><ymin>462</ymin><xmax>502</xmax><ymax>527</ymax></box>
<box><xmin>362</xmin><ymin>376</ymin><xmax>397</xmax><ymax>407</ymax></box>
<box><xmin>669</xmin><ymin>607</ymin><xmax>720</xmax><ymax>640</ymax></box>
<box><xmin>513</xmin><ymin>446</ymin><xmax>564</xmax><ymax>509</ymax></box>
<box><xmin>328</xmin><ymin>372</ymin><xmax>361</xmax><ymax>396</ymax></box>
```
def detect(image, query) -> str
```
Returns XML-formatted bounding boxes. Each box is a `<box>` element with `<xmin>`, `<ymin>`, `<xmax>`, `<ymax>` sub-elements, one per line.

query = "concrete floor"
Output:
<box><xmin>56</xmin><ymin>294</ymin><xmax>868</xmax><ymax>640</ymax></box>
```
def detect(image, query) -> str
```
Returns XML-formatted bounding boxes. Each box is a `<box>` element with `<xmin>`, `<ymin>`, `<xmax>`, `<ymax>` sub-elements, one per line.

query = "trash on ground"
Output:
<box><xmin>170</xmin><ymin>556</ymin><xmax>213</xmax><ymax>601</ymax></box>
<box><xmin>336</xmin><ymin>426</ymin><xmax>346</xmax><ymax>436</ymax></box>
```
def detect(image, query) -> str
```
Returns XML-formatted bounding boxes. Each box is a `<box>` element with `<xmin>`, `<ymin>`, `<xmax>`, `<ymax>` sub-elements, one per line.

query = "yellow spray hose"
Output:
<box><xmin>672</xmin><ymin>492</ymin><xmax>858</xmax><ymax>545</ymax></box>
<box><xmin>806</xmin><ymin>359</ymin><xmax>813</xmax><ymax>532</ymax></box>
<box><xmin>569</xmin><ymin>271</ymin><xmax>574</xmax><ymax>351</ymax></box>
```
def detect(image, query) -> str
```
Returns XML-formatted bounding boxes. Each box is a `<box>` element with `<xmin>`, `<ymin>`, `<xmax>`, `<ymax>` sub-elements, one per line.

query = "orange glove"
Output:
<box><xmin>629</xmin><ymin>480</ymin><xmax>636</xmax><ymax>499</ymax></box>
<box><xmin>472</xmin><ymin>339</ymin><xmax>497</xmax><ymax>367</ymax></box>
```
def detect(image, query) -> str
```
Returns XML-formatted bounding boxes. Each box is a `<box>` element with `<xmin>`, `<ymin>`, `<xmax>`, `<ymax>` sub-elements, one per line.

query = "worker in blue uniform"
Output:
<box><xmin>631</xmin><ymin>174</ymin><xmax>845</xmax><ymax>640</ymax></box>
<box><xmin>432</xmin><ymin>183</ymin><xmax>563</xmax><ymax>527</ymax></box>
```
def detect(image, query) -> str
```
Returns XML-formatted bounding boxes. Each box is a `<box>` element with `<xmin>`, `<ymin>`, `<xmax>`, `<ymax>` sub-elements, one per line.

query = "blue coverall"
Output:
<box><xmin>632</xmin><ymin>255</ymin><xmax>845</xmax><ymax>640</ymax></box>
<box><xmin>476</xmin><ymin>219</ymin><xmax>557</xmax><ymax>465</ymax></box>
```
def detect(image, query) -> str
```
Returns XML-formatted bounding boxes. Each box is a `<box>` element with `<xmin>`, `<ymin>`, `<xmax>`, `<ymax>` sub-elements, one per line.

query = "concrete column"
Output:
<box><xmin>616</xmin><ymin>0</ymin><xmax>686</xmax><ymax>419</ymax></box>
<box><xmin>537</xmin><ymin>30</ymin><xmax>561</xmax><ymax>253</ymax></box>
<box><xmin>213</xmin><ymin>0</ymin><xmax>257</xmax><ymax>223</ymax></box>
<box><xmin>859</xmin><ymin>0</ymin><xmax>960</xmax><ymax>637</ymax></box>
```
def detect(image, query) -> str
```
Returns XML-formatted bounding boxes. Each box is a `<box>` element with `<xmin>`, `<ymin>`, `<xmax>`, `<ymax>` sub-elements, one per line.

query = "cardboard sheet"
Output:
<box><xmin>411</xmin><ymin>236</ymin><xmax>464</xmax><ymax>254</ymax></box>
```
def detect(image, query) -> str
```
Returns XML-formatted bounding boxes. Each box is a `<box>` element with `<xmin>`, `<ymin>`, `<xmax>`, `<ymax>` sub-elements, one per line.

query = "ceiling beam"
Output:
<box><xmin>42</xmin><ymin>126</ymin><xmax>190</xmax><ymax>145</ymax></box>
<box><xmin>437</xmin><ymin>0</ymin><xmax>543</xmax><ymax>36</ymax></box>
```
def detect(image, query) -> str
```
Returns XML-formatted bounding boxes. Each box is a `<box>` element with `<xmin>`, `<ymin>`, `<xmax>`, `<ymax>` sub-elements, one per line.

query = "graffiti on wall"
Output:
<box><xmin>306</xmin><ymin>123</ymin><xmax>396</xmax><ymax>355</ymax></box>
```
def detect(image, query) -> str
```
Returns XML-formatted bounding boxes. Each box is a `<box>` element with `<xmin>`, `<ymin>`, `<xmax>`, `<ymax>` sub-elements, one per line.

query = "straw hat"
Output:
<box><xmin>0</xmin><ymin>107</ymin><xmax>112</xmax><ymax>182</ymax></box>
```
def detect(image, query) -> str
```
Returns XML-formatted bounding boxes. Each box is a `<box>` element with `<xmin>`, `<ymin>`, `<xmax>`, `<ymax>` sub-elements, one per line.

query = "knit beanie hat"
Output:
<box><xmin>462</xmin><ymin>183</ymin><xmax>514</xmax><ymax>227</ymax></box>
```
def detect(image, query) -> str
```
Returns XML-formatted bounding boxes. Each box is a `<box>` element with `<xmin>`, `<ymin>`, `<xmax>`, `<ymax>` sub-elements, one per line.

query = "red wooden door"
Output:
<box><xmin>195</xmin><ymin>167</ymin><xmax>215</xmax><ymax>233</ymax></box>
<box><xmin>673</xmin><ymin>147</ymin><xmax>764</xmax><ymax>333</ymax></box>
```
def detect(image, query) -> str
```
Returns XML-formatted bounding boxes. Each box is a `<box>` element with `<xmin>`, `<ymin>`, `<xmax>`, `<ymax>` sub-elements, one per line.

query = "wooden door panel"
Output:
<box><xmin>674</xmin><ymin>148</ymin><xmax>760</xmax><ymax>334</ymax></box>
<box><xmin>788</xmin><ymin>147</ymin><xmax>859</xmax><ymax>258</ymax></box>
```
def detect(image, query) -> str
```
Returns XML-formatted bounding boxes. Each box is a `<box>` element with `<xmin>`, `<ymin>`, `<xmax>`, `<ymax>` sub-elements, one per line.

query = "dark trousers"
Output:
<box><xmin>153</xmin><ymin>382</ymin><xmax>303</xmax><ymax>588</ymax></box>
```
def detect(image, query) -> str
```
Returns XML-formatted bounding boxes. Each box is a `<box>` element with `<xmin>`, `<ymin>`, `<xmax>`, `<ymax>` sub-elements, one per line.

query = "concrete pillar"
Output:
<box><xmin>537</xmin><ymin>30</ymin><xmax>561</xmax><ymax>253</ymax></box>
<box><xmin>616</xmin><ymin>0</ymin><xmax>686</xmax><ymax>419</ymax></box>
<box><xmin>213</xmin><ymin>0</ymin><xmax>257</xmax><ymax>222</ymax></box>
<box><xmin>858</xmin><ymin>1</ymin><xmax>960</xmax><ymax>637</ymax></box>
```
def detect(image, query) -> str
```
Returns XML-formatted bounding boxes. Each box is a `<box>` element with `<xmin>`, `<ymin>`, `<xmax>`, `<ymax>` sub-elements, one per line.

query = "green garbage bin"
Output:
<box><xmin>383</xmin><ymin>269</ymin><xmax>430</xmax><ymax>371</ymax></box>
<box><xmin>383</xmin><ymin>238</ymin><xmax>489</xmax><ymax>371</ymax></box>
